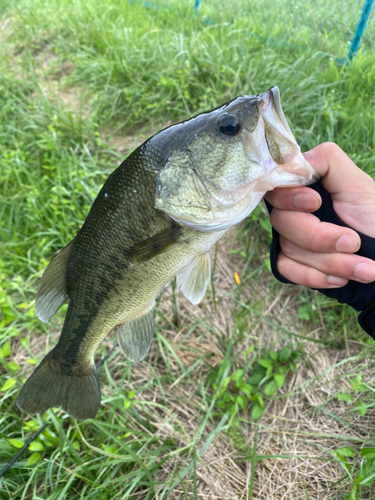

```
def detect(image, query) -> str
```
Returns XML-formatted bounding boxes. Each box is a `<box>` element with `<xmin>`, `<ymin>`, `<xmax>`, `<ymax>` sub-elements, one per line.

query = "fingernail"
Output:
<box><xmin>327</xmin><ymin>276</ymin><xmax>348</xmax><ymax>286</ymax></box>
<box><xmin>335</xmin><ymin>234</ymin><xmax>360</xmax><ymax>253</ymax></box>
<box><xmin>294</xmin><ymin>193</ymin><xmax>320</xmax><ymax>211</ymax></box>
<box><xmin>354</xmin><ymin>262</ymin><xmax>375</xmax><ymax>283</ymax></box>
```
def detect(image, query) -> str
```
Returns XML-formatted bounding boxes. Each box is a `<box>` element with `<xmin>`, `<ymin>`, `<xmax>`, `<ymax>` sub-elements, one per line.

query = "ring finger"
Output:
<box><xmin>280</xmin><ymin>237</ymin><xmax>375</xmax><ymax>284</ymax></box>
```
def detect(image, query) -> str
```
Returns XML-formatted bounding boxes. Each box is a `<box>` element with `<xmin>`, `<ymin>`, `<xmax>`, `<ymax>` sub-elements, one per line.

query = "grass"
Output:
<box><xmin>1</xmin><ymin>0</ymin><xmax>375</xmax><ymax>498</ymax></box>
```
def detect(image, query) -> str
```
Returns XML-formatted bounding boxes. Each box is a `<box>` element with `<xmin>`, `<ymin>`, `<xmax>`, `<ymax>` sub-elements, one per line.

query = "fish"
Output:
<box><xmin>16</xmin><ymin>86</ymin><xmax>319</xmax><ymax>420</ymax></box>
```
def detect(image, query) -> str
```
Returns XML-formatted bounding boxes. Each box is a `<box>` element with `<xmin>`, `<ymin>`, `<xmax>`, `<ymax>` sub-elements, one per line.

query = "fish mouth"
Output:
<box><xmin>259</xmin><ymin>86</ymin><xmax>293</xmax><ymax>137</ymax></box>
<box><xmin>243</xmin><ymin>86</ymin><xmax>319</xmax><ymax>186</ymax></box>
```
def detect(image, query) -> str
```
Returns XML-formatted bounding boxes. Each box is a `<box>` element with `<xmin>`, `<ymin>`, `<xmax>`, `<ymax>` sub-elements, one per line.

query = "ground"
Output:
<box><xmin>1</xmin><ymin>1</ymin><xmax>375</xmax><ymax>499</ymax></box>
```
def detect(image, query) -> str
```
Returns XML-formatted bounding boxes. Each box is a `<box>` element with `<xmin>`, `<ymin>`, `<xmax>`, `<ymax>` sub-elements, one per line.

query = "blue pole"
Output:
<box><xmin>347</xmin><ymin>0</ymin><xmax>375</xmax><ymax>60</ymax></box>
<box><xmin>195</xmin><ymin>0</ymin><xmax>200</xmax><ymax>15</ymax></box>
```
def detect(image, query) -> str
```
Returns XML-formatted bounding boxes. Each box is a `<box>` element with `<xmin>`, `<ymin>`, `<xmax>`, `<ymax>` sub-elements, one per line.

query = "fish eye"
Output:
<box><xmin>217</xmin><ymin>113</ymin><xmax>241</xmax><ymax>137</ymax></box>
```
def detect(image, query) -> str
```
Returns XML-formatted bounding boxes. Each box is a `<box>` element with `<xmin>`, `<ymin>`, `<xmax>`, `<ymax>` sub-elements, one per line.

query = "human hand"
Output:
<box><xmin>265</xmin><ymin>142</ymin><xmax>375</xmax><ymax>289</ymax></box>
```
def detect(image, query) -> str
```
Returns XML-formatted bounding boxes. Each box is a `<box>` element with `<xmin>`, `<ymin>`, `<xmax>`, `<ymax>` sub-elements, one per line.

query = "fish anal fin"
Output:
<box><xmin>16</xmin><ymin>349</ymin><xmax>101</xmax><ymax>420</ymax></box>
<box><xmin>177</xmin><ymin>252</ymin><xmax>211</xmax><ymax>305</ymax></box>
<box><xmin>117</xmin><ymin>308</ymin><xmax>154</xmax><ymax>363</ymax></box>
<box><xmin>129</xmin><ymin>226</ymin><xmax>183</xmax><ymax>262</ymax></box>
<box><xmin>35</xmin><ymin>241</ymin><xmax>74</xmax><ymax>322</ymax></box>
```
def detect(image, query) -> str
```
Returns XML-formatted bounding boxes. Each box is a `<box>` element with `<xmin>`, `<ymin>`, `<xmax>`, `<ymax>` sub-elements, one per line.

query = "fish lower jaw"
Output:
<box><xmin>172</xmin><ymin>194</ymin><xmax>263</xmax><ymax>232</ymax></box>
<box><xmin>256</xmin><ymin>156</ymin><xmax>319</xmax><ymax>191</ymax></box>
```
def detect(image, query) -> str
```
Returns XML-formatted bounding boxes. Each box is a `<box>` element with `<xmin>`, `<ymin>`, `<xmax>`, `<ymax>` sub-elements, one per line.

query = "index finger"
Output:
<box><xmin>265</xmin><ymin>186</ymin><xmax>321</xmax><ymax>212</ymax></box>
<box><xmin>304</xmin><ymin>142</ymin><xmax>375</xmax><ymax>198</ymax></box>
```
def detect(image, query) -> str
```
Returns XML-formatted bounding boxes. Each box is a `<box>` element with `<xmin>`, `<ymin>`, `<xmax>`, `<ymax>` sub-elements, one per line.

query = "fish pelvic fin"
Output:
<box><xmin>35</xmin><ymin>241</ymin><xmax>74</xmax><ymax>322</ymax></box>
<box><xmin>177</xmin><ymin>252</ymin><xmax>211</xmax><ymax>305</ymax></box>
<box><xmin>117</xmin><ymin>308</ymin><xmax>154</xmax><ymax>363</ymax></box>
<box><xmin>16</xmin><ymin>349</ymin><xmax>101</xmax><ymax>420</ymax></box>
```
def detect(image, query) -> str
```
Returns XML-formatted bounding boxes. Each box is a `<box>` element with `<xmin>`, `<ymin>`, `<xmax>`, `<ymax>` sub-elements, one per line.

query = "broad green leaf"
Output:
<box><xmin>26</xmin><ymin>453</ymin><xmax>41</xmax><ymax>466</ymax></box>
<box><xmin>274</xmin><ymin>373</ymin><xmax>285</xmax><ymax>388</ymax></box>
<box><xmin>7</xmin><ymin>361</ymin><xmax>20</xmax><ymax>372</ymax></box>
<box><xmin>231</xmin><ymin>369</ymin><xmax>244</xmax><ymax>384</ymax></box>
<box><xmin>256</xmin><ymin>394</ymin><xmax>264</xmax><ymax>408</ymax></box>
<box><xmin>336</xmin><ymin>447</ymin><xmax>355</xmax><ymax>458</ymax></box>
<box><xmin>360</xmin><ymin>460</ymin><xmax>375</xmax><ymax>486</ymax></box>
<box><xmin>278</xmin><ymin>347</ymin><xmax>292</xmax><ymax>363</ymax></box>
<box><xmin>244</xmin><ymin>346</ymin><xmax>255</xmax><ymax>356</ymax></box>
<box><xmin>23</xmin><ymin>420</ymin><xmax>40</xmax><ymax>432</ymax></box>
<box><xmin>103</xmin><ymin>445</ymin><xmax>117</xmax><ymax>454</ymax></box>
<box><xmin>269</xmin><ymin>351</ymin><xmax>278</xmax><ymax>361</ymax></box>
<box><xmin>259</xmin><ymin>217</ymin><xmax>272</xmax><ymax>235</ymax></box>
<box><xmin>361</xmin><ymin>448</ymin><xmax>375</xmax><ymax>459</ymax></box>
<box><xmin>264</xmin><ymin>380</ymin><xmax>277</xmax><ymax>396</ymax></box>
<box><xmin>251</xmin><ymin>403</ymin><xmax>264</xmax><ymax>420</ymax></box>
<box><xmin>2</xmin><ymin>341</ymin><xmax>11</xmax><ymax>357</ymax></box>
<box><xmin>8</xmin><ymin>439</ymin><xmax>23</xmax><ymax>448</ymax></box>
<box><xmin>336</xmin><ymin>392</ymin><xmax>352</xmax><ymax>402</ymax></box>
<box><xmin>297</xmin><ymin>306</ymin><xmax>311</xmax><ymax>321</ymax></box>
<box><xmin>1</xmin><ymin>378</ymin><xmax>16</xmax><ymax>391</ymax></box>
<box><xmin>236</xmin><ymin>395</ymin><xmax>246</xmax><ymax>410</ymax></box>
<box><xmin>20</xmin><ymin>338</ymin><xmax>29</xmax><ymax>348</ymax></box>
<box><xmin>258</xmin><ymin>359</ymin><xmax>273</xmax><ymax>369</ymax></box>
<box><xmin>356</xmin><ymin>401</ymin><xmax>368</xmax><ymax>417</ymax></box>
<box><xmin>238</xmin><ymin>382</ymin><xmax>252</xmax><ymax>397</ymax></box>
<box><xmin>28</xmin><ymin>442</ymin><xmax>44</xmax><ymax>452</ymax></box>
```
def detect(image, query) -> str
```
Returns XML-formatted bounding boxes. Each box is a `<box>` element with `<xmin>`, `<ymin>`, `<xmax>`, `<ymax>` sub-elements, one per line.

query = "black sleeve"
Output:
<box><xmin>265</xmin><ymin>179</ymin><xmax>375</xmax><ymax>340</ymax></box>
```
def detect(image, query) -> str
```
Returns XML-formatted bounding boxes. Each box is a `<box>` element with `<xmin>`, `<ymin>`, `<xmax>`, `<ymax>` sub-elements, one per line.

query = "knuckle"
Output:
<box><xmin>280</xmin><ymin>237</ymin><xmax>296</xmax><ymax>258</ymax></box>
<box><xmin>319</xmin><ymin>141</ymin><xmax>343</xmax><ymax>161</ymax></box>
<box><xmin>305</xmin><ymin>267</ymin><xmax>324</xmax><ymax>288</ymax></box>
<box><xmin>269</xmin><ymin>208</ymin><xmax>280</xmax><ymax>228</ymax></box>
<box><xmin>276</xmin><ymin>253</ymin><xmax>290</xmax><ymax>277</ymax></box>
<box><xmin>321</xmin><ymin>255</ymin><xmax>342</xmax><ymax>277</ymax></box>
<box><xmin>304</xmin><ymin>268</ymin><xmax>316</xmax><ymax>287</ymax></box>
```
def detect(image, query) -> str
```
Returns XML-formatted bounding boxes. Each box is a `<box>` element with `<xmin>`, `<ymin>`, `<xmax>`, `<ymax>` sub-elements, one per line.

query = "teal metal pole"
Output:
<box><xmin>348</xmin><ymin>0</ymin><xmax>374</xmax><ymax>60</ymax></box>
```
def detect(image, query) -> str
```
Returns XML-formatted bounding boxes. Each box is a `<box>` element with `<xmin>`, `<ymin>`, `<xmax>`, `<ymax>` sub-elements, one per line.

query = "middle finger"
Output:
<box><xmin>270</xmin><ymin>209</ymin><xmax>361</xmax><ymax>254</ymax></box>
<box><xmin>280</xmin><ymin>237</ymin><xmax>375</xmax><ymax>283</ymax></box>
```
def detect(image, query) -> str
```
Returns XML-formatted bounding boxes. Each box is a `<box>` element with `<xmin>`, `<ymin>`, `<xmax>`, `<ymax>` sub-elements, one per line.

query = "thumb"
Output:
<box><xmin>303</xmin><ymin>142</ymin><xmax>375</xmax><ymax>236</ymax></box>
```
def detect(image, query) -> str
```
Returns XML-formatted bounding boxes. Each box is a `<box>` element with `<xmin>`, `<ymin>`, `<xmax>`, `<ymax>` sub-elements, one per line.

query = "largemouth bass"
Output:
<box><xmin>17</xmin><ymin>87</ymin><xmax>318</xmax><ymax>420</ymax></box>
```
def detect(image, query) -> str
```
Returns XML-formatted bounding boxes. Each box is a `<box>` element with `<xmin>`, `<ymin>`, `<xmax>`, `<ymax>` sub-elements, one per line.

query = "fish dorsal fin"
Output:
<box><xmin>117</xmin><ymin>308</ymin><xmax>155</xmax><ymax>363</ymax></box>
<box><xmin>35</xmin><ymin>241</ymin><xmax>73</xmax><ymax>322</ymax></box>
<box><xmin>176</xmin><ymin>252</ymin><xmax>211</xmax><ymax>305</ymax></box>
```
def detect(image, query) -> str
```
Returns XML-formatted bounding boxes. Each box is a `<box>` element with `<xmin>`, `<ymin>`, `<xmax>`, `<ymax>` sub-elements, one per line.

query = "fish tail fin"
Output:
<box><xmin>16</xmin><ymin>349</ymin><xmax>101</xmax><ymax>420</ymax></box>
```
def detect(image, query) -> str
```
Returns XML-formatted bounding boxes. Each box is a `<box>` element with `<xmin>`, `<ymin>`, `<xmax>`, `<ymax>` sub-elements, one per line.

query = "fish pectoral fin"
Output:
<box><xmin>176</xmin><ymin>252</ymin><xmax>211</xmax><ymax>305</ymax></box>
<box><xmin>35</xmin><ymin>241</ymin><xmax>74</xmax><ymax>322</ymax></box>
<box><xmin>117</xmin><ymin>308</ymin><xmax>155</xmax><ymax>363</ymax></box>
<box><xmin>16</xmin><ymin>349</ymin><xmax>101</xmax><ymax>420</ymax></box>
<box><xmin>129</xmin><ymin>226</ymin><xmax>183</xmax><ymax>262</ymax></box>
